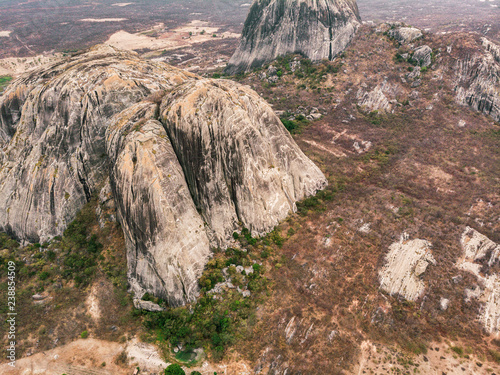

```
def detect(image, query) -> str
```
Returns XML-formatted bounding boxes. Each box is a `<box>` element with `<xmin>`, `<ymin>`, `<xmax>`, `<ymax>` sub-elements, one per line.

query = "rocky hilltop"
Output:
<box><xmin>225</xmin><ymin>0</ymin><xmax>361</xmax><ymax>74</ymax></box>
<box><xmin>0</xmin><ymin>45</ymin><xmax>327</xmax><ymax>306</ymax></box>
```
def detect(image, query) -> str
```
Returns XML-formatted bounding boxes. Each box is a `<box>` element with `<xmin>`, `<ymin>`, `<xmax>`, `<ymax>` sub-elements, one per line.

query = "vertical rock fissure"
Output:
<box><xmin>324</xmin><ymin>0</ymin><xmax>334</xmax><ymax>61</ymax></box>
<box><xmin>159</xmin><ymin>110</ymin><xmax>205</xmax><ymax>220</ymax></box>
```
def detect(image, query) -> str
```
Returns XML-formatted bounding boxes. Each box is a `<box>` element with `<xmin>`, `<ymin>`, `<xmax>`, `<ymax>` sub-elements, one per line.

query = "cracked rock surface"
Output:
<box><xmin>0</xmin><ymin>45</ymin><xmax>327</xmax><ymax>306</ymax></box>
<box><xmin>225</xmin><ymin>0</ymin><xmax>361</xmax><ymax>74</ymax></box>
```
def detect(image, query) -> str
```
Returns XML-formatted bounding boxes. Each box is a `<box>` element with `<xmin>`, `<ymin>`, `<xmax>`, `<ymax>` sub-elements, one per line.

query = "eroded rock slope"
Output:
<box><xmin>454</xmin><ymin>37</ymin><xmax>500</xmax><ymax>122</ymax></box>
<box><xmin>225</xmin><ymin>0</ymin><xmax>361</xmax><ymax>74</ymax></box>
<box><xmin>0</xmin><ymin>45</ymin><xmax>327</xmax><ymax>306</ymax></box>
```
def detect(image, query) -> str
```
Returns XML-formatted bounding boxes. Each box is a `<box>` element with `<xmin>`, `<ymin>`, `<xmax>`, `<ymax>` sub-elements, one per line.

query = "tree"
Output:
<box><xmin>165</xmin><ymin>364</ymin><xmax>185</xmax><ymax>375</ymax></box>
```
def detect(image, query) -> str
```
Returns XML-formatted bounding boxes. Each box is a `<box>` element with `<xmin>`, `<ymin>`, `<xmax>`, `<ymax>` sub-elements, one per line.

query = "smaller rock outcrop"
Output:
<box><xmin>225</xmin><ymin>0</ymin><xmax>361</xmax><ymax>74</ymax></box>
<box><xmin>388</xmin><ymin>27</ymin><xmax>423</xmax><ymax>45</ymax></box>
<box><xmin>412</xmin><ymin>45</ymin><xmax>432</xmax><ymax>67</ymax></box>
<box><xmin>454</xmin><ymin>37</ymin><xmax>500</xmax><ymax>122</ymax></box>
<box><xmin>356</xmin><ymin>86</ymin><xmax>391</xmax><ymax>113</ymax></box>
<box><xmin>133</xmin><ymin>299</ymin><xmax>165</xmax><ymax>312</ymax></box>
<box><xmin>379</xmin><ymin>233</ymin><xmax>435</xmax><ymax>301</ymax></box>
<box><xmin>356</xmin><ymin>80</ymin><xmax>401</xmax><ymax>113</ymax></box>
<box><xmin>456</xmin><ymin>226</ymin><xmax>500</xmax><ymax>334</ymax></box>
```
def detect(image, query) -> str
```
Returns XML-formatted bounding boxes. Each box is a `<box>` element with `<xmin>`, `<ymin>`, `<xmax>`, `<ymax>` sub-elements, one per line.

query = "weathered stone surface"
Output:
<box><xmin>356</xmin><ymin>80</ymin><xmax>402</xmax><ymax>113</ymax></box>
<box><xmin>379</xmin><ymin>232</ymin><xmax>435</xmax><ymax>301</ymax></box>
<box><xmin>483</xmin><ymin>37</ymin><xmax>500</xmax><ymax>64</ymax></box>
<box><xmin>357</xmin><ymin>85</ymin><xmax>391</xmax><ymax>112</ymax></box>
<box><xmin>225</xmin><ymin>0</ymin><xmax>361</xmax><ymax>74</ymax></box>
<box><xmin>412</xmin><ymin>45</ymin><xmax>432</xmax><ymax>67</ymax></box>
<box><xmin>388</xmin><ymin>27</ymin><xmax>423</xmax><ymax>45</ymax></box>
<box><xmin>133</xmin><ymin>298</ymin><xmax>165</xmax><ymax>312</ymax></box>
<box><xmin>106</xmin><ymin>102</ymin><xmax>211</xmax><ymax>306</ymax></box>
<box><xmin>456</xmin><ymin>226</ymin><xmax>500</xmax><ymax>334</ymax></box>
<box><xmin>160</xmin><ymin>79</ymin><xmax>328</xmax><ymax>245</ymax></box>
<box><xmin>407</xmin><ymin>66</ymin><xmax>421</xmax><ymax>80</ymax></box>
<box><xmin>454</xmin><ymin>38</ymin><xmax>500</xmax><ymax>122</ymax></box>
<box><xmin>0</xmin><ymin>45</ymin><xmax>194</xmax><ymax>243</ymax></box>
<box><xmin>0</xmin><ymin>45</ymin><xmax>327</xmax><ymax>306</ymax></box>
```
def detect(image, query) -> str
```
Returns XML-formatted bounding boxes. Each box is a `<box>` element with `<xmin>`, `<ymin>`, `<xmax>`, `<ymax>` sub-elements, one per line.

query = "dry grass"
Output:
<box><xmin>227</xmin><ymin>25</ymin><xmax>500</xmax><ymax>373</ymax></box>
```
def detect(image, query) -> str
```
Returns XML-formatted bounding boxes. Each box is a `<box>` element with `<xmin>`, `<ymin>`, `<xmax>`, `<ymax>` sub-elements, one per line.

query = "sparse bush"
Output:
<box><xmin>451</xmin><ymin>346</ymin><xmax>464</xmax><ymax>356</ymax></box>
<box><xmin>114</xmin><ymin>350</ymin><xmax>128</xmax><ymax>366</ymax></box>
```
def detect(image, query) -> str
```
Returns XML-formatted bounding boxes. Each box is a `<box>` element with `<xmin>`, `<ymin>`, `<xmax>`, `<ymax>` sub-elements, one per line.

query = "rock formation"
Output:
<box><xmin>454</xmin><ymin>37</ymin><xmax>500</xmax><ymax>122</ymax></box>
<box><xmin>412</xmin><ymin>45</ymin><xmax>432</xmax><ymax>67</ymax></box>
<box><xmin>225</xmin><ymin>0</ymin><xmax>361</xmax><ymax>74</ymax></box>
<box><xmin>379</xmin><ymin>233</ymin><xmax>435</xmax><ymax>301</ymax></box>
<box><xmin>457</xmin><ymin>227</ymin><xmax>500</xmax><ymax>334</ymax></box>
<box><xmin>159</xmin><ymin>79</ymin><xmax>327</xmax><ymax>244</ymax></box>
<box><xmin>0</xmin><ymin>45</ymin><xmax>193</xmax><ymax>243</ymax></box>
<box><xmin>388</xmin><ymin>26</ymin><xmax>423</xmax><ymax>45</ymax></box>
<box><xmin>0</xmin><ymin>45</ymin><xmax>327</xmax><ymax>306</ymax></box>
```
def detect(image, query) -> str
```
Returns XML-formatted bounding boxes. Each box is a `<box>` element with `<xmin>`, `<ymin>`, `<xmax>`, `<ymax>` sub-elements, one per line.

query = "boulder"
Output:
<box><xmin>412</xmin><ymin>45</ymin><xmax>432</xmax><ymax>67</ymax></box>
<box><xmin>388</xmin><ymin>27</ymin><xmax>423</xmax><ymax>44</ymax></box>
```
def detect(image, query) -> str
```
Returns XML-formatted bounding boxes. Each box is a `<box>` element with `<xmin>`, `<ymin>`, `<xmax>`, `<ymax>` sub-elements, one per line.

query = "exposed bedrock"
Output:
<box><xmin>225</xmin><ymin>0</ymin><xmax>361</xmax><ymax>74</ymax></box>
<box><xmin>106</xmin><ymin>102</ymin><xmax>211</xmax><ymax>306</ymax></box>
<box><xmin>160</xmin><ymin>79</ymin><xmax>327</xmax><ymax>246</ymax></box>
<box><xmin>454</xmin><ymin>38</ymin><xmax>500</xmax><ymax>122</ymax></box>
<box><xmin>0</xmin><ymin>45</ymin><xmax>195</xmax><ymax>243</ymax></box>
<box><xmin>0</xmin><ymin>45</ymin><xmax>327</xmax><ymax>305</ymax></box>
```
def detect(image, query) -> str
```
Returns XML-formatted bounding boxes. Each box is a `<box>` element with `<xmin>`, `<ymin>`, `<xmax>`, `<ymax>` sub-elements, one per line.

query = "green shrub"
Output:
<box><xmin>80</xmin><ymin>330</ymin><xmax>89</xmax><ymax>339</ymax></box>
<box><xmin>280</xmin><ymin>115</ymin><xmax>309</xmax><ymax>134</ymax></box>
<box><xmin>165</xmin><ymin>364</ymin><xmax>185</xmax><ymax>375</ymax></box>
<box><xmin>489</xmin><ymin>349</ymin><xmax>500</xmax><ymax>363</ymax></box>
<box><xmin>451</xmin><ymin>346</ymin><xmax>464</xmax><ymax>356</ymax></box>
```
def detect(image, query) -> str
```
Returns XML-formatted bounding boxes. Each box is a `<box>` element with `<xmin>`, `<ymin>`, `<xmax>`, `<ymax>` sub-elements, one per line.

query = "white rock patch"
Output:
<box><xmin>379</xmin><ymin>233</ymin><xmax>435</xmax><ymax>301</ymax></box>
<box><xmin>357</xmin><ymin>85</ymin><xmax>391</xmax><ymax>113</ymax></box>
<box><xmin>457</xmin><ymin>226</ymin><xmax>500</xmax><ymax>334</ymax></box>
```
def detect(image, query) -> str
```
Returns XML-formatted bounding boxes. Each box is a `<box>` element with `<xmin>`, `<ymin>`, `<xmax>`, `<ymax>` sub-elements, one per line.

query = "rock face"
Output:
<box><xmin>0</xmin><ymin>45</ymin><xmax>193</xmax><ymax>243</ymax></box>
<box><xmin>454</xmin><ymin>37</ymin><xmax>500</xmax><ymax>122</ymax></box>
<box><xmin>457</xmin><ymin>227</ymin><xmax>500</xmax><ymax>334</ymax></box>
<box><xmin>106</xmin><ymin>102</ymin><xmax>212</xmax><ymax>306</ymax></box>
<box><xmin>379</xmin><ymin>233</ymin><xmax>435</xmax><ymax>301</ymax></box>
<box><xmin>388</xmin><ymin>26</ymin><xmax>423</xmax><ymax>45</ymax></box>
<box><xmin>0</xmin><ymin>45</ymin><xmax>327</xmax><ymax>306</ymax></box>
<box><xmin>225</xmin><ymin>0</ymin><xmax>361</xmax><ymax>74</ymax></box>
<box><xmin>412</xmin><ymin>45</ymin><xmax>432</xmax><ymax>67</ymax></box>
<box><xmin>160</xmin><ymin>79</ymin><xmax>327</xmax><ymax>245</ymax></box>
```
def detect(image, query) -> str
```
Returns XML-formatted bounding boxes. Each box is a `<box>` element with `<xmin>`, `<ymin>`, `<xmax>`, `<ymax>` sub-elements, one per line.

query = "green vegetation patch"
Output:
<box><xmin>141</xmin><ymin>239</ymin><xmax>269</xmax><ymax>362</ymax></box>
<box><xmin>280</xmin><ymin>114</ymin><xmax>310</xmax><ymax>134</ymax></box>
<box><xmin>0</xmin><ymin>75</ymin><xmax>13</xmax><ymax>93</ymax></box>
